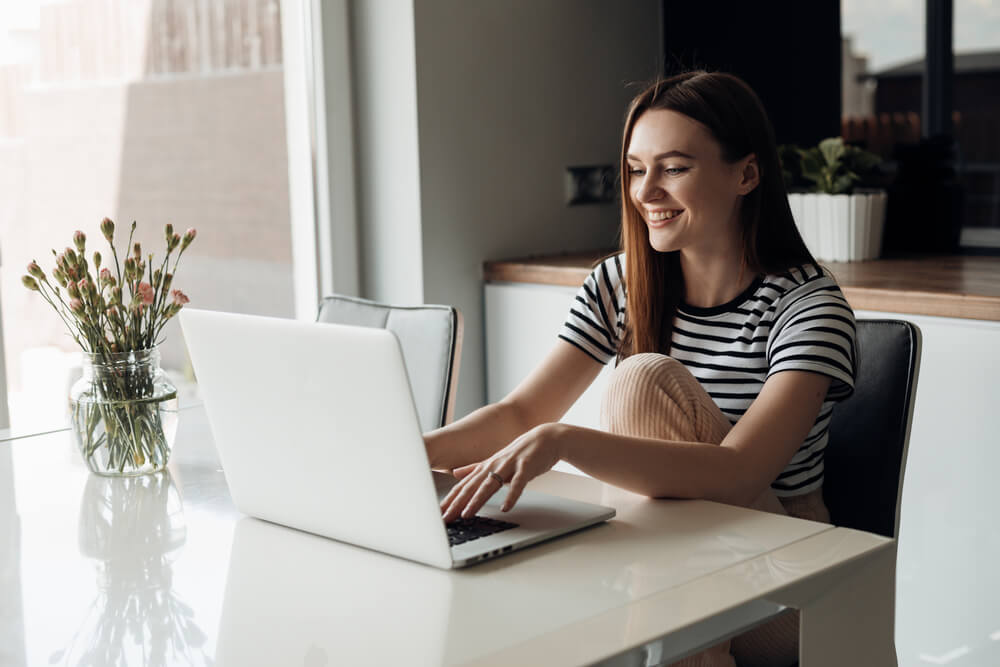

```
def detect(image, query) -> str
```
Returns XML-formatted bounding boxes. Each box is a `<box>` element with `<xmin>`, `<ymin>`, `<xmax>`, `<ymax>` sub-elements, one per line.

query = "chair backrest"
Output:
<box><xmin>823</xmin><ymin>319</ymin><xmax>921</xmax><ymax>538</ymax></box>
<box><xmin>316</xmin><ymin>295</ymin><xmax>463</xmax><ymax>432</ymax></box>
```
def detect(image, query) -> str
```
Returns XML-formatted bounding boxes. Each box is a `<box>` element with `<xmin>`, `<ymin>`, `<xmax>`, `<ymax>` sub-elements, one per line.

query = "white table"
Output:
<box><xmin>1</xmin><ymin>406</ymin><xmax>897</xmax><ymax>666</ymax></box>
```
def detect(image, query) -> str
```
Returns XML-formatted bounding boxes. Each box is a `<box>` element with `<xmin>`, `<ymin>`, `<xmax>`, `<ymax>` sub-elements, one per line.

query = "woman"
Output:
<box><xmin>426</xmin><ymin>71</ymin><xmax>856</xmax><ymax>666</ymax></box>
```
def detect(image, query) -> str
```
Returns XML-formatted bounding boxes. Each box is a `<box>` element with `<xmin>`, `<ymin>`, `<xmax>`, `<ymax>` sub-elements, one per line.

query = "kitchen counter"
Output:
<box><xmin>483</xmin><ymin>252</ymin><xmax>1000</xmax><ymax>322</ymax></box>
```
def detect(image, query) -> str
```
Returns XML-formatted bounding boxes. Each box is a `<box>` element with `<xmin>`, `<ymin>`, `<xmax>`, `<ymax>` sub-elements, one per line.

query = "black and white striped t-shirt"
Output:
<box><xmin>559</xmin><ymin>253</ymin><xmax>856</xmax><ymax>497</ymax></box>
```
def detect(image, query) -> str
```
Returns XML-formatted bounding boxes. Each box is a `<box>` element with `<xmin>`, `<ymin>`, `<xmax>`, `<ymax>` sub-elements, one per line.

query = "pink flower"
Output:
<box><xmin>171</xmin><ymin>289</ymin><xmax>189</xmax><ymax>306</ymax></box>
<box><xmin>100</xmin><ymin>267</ymin><xmax>112</xmax><ymax>282</ymax></box>
<box><xmin>69</xmin><ymin>298</ymin><xmax>84</xmax><ymax>314</ymax></box>
<box><xmin>137</xmin><ymin>281</ymin><xmax>154</xmax><ymax>305</ymax></box>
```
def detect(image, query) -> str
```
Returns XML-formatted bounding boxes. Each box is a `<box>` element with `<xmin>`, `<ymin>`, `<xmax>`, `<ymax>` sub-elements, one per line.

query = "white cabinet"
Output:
<box><xmin>484</xmin><ymin>282</ymin><xmax>609</xmax><ymax>430</ymax></box>
<box><xmin>485</xmin><ymin>280</ymin><xmax>1000</xmax><ymax>667</ymax></box>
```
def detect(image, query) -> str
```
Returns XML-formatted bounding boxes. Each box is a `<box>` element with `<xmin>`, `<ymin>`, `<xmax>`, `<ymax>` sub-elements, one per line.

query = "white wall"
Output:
<box><xmin>350</xmin><ymin>0</ymin><xmax>660</xmax><ymax>417</ymax></box>
<box><xmin>350</xmin><ymin>0</ymin><xmax>425</xmax><ymax>305</ymax></box>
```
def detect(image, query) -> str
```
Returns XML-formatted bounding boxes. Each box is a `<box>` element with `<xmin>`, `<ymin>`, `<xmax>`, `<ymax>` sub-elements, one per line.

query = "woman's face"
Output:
<box><xmin>626</xmin><ymin>109</ymin><xmax>757</xmax><ymax>255</ymax></box>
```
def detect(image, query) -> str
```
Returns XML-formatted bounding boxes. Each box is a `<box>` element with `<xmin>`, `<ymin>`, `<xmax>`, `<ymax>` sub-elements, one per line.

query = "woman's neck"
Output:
<box><xmin>678</xmin><ymin>249</ymin><xmax>756</xmax><ymax>309</ymax></box>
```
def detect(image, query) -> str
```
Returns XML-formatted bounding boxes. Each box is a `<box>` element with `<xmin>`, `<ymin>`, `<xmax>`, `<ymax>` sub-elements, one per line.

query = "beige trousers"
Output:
<box><xmin>600</xmin><ymin>353</ymin><xmax>830</xmax><ymax>667</ymax></box>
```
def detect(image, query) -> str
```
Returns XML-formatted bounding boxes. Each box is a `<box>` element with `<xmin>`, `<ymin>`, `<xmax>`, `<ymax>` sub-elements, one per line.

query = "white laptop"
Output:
<box><xmin>180</xmin><ymin>309</ymin><xmax>615</xmax><ymax>569</ymax></box>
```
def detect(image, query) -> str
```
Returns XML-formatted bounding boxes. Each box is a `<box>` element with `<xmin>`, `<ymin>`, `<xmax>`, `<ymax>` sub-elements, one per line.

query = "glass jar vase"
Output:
<box><xmin>69</xmin><ymin>347</ymin><xmax>179</xmax><ymax>476</ymax></box>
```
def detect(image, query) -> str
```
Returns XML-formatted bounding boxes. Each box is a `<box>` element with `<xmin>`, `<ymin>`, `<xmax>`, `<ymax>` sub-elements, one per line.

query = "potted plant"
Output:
<box><xmin>779</xmin><ymin>137</ymin><xmax>886</xmax><ymax>262</ymax></box>
<box><xmin>22</xmin><ymin>219</ymin><xmax>196</xmax><ymax>476</ymax></box>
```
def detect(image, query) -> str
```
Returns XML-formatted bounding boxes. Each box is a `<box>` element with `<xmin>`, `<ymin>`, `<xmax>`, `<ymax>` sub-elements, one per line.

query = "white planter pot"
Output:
<box><xmin>787</xmin><ymin>190</ymin><xmax>887</xmax><ymax>262</ymax></box>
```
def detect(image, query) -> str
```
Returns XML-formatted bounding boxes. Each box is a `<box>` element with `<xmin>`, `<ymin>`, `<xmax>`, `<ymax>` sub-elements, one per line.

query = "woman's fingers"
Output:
<box><xmin>441</xmin><ymin>473</ymin><xmax>476</xmax><ymax>511</ymax></box>
<box><xmin>501</xmin><ymin>470</ymin><xmax>527</xmax><ymax>512</ymax></box>
<box><xmin>452</xmin><ymin>463</ymin><xmax>476</xmax><ymax>480</ymax></box>
<box><xmin>460</xmin><ymin>470</ymin><xmax>507</xmax><ymax>519</ymax></box>
<box><xmin>441</xmin><ymin>464</ymin><xmax>510</xmax><ymax>522</ymax></box>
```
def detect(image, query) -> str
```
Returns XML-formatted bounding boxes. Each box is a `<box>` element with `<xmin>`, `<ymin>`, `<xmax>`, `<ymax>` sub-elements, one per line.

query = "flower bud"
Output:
<box><xmin>67</xmin><ymin>282</ymin><xmax>80</xmax><ymax>299</ymax></box>
<box><xmin>92</xmin><ymin>251</ymin><xmax>101</xmax><ymax>271</ymax></box>
<box><xmin>181</xmin><ymin>228</ymin><xmax>197</xmax><ymax>250</ymax></box>
<box><xmin>21</xmin><ymin>275</ymin><xmax>40</xmax><ymax>291</ymax></box>
<box><xmin>53</xmin><ymin>268</ymin><xmax>68</xmax><ymax>287</ymax></box>
<box><xmin>65</xmin><ymin>247</ymin><xmax>77</xmax><ymax>264</ymax></box>
<box><xmin>27</xmin><ymin>261</ymin><xmax>45</xmax><ymax>280</ymax></box>
<box><xmin>69</xmin><ymin>298</ymin><xmax>84</xmax><ymax>315</ymax></box>
<box><xmin>100</xmin><ymin>217</ymin><xmax>115</xmax><ymax>241</ymax></box>
<box><xmin>111</xmin><ymin>286</ymin><xmax>123</xmax><ymax>304</ymax></box>
<box><xmin>165</xmin><ymin>223</ymin><xmax>174</xmax><ymax>244</ymax></box>
<box><xmin>123</xmin><ymin>257</ymin><xmax>135</xmax><ymax>280</ymax></box>
<box><xmin>162</xmin><ymin>272</ymin><xmax>173</xmax><ymax>291</ymax></box>
<box><xmin>171</xmin><ymin>233</ymin><xmax>181</xmax><ymax>251</ymax></box>
<box><xmin>153</xmin><ymin>268</ymin><xmax>162</xmax><ymax>288</ymax></box>
<box><xmin>133</xmin><ymin>242</ymin><xmax>142</xmax><ymax>259</ymax></box>
<box><xmin>73</xmin><ymin>230</ymin><xmax>86</xmax><ymax>253</ymax></box>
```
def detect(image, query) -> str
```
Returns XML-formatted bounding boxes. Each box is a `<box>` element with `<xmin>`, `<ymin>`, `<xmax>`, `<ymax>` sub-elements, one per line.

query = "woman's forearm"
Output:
<box><xmin>552</xmin><ymin>423</ymin><xmax>753</xmax><ymax>505</ymax></box>
<box><xmin>424</xmin><ymin>399</ymin><xmax>535</xmax><ymax>471</ymax></box>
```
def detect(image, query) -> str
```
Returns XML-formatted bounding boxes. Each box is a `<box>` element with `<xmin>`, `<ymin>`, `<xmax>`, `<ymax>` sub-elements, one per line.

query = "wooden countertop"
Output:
<box><xmin>483</xmin><ymin>252</ymin><xmax>1000</xmax><ymax>322</ymax></box>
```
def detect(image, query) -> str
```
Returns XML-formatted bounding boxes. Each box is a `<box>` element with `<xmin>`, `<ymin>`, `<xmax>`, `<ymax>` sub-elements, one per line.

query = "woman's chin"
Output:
<box><xmin>647</xmin><ymin>230</ymin><xmax>681</xmax><ymax>253</ymax></box>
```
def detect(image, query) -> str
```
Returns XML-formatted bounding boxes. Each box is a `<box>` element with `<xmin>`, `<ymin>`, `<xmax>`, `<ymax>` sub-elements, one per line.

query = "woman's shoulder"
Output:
<box><xmin>584</xmin><ymin>252</ymin><xmax>627</xmax><ymax>291</ymax></box>
<box><xmin>763</xmin><ymin>262</ymin><xmax>842</xmax><ymax>294</ymax></box>
<box><xmin>762</xmin><ymin>262</ymin><xmax>850</xmax><ymax>311</ymax></box>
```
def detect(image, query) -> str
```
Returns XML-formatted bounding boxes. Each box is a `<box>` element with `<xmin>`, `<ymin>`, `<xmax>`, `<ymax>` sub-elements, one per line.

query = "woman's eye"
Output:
<box><xmin>628</xmin><ymin>167</ymin><xmax>644</xmax><ymax>175</ymax></box>
<box><xmin>664</xmin><ymin>167</ymin><xmax>687</xmax><ymax>175</ymax></box>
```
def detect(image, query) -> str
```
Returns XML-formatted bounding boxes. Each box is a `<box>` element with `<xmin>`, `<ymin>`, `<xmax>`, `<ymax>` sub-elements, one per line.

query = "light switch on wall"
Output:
<box><xmin>565</xmin><ymin>165</ymin><xmax>615</xmax><ymax>205</ymax></box>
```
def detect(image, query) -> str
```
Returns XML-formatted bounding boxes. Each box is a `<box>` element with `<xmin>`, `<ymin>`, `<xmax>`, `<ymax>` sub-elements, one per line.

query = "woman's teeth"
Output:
<box><xmin>648</xmin><ymin>209</ymin><xmax>682</xmax><ymax>222</ymax></box>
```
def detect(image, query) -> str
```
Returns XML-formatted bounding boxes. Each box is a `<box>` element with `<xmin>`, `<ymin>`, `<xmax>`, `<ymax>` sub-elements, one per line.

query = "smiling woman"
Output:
<box><xmin>426</xmin><ymin>71</ymin><xmax>857</xmax><ymax>667</ymax></box>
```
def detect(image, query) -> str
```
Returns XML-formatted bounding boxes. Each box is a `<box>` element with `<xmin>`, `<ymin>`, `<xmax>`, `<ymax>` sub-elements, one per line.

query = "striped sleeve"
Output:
<box><xmin>766</xmin><ymin>286</ymin><xmax>857</xmax><ymax>401</ymax></box>
<box><xmin>558</xmin><ymin>255</ymin><xmax>625</xmax><ymax>364</ymax></box>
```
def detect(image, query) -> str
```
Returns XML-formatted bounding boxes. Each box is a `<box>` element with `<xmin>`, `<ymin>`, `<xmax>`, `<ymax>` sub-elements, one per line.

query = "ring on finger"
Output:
<box><xmin>487</xmin><ymin>470</ymin><xmax>505</xmax><ymax>486</ymax></box>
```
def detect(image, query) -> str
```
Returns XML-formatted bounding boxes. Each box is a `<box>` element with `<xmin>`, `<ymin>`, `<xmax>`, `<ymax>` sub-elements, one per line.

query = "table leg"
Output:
<box><xmin>771</xmin><ymin>542</ymin><xmax>898</xmax><ymax>667</ymax></box>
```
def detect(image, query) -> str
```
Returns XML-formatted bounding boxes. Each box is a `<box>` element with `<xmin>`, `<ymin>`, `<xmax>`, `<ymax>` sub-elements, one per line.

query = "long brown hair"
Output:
<box><xmin>618</xmin><ymin>71</ymin><xmax>817</xmax><ymax>360</ymax></box>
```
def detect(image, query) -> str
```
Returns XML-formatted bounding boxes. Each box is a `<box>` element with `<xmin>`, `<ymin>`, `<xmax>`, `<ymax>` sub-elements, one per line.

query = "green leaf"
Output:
<box><xmin>799</xmin><ymin>151</ymin><xmax>824</xmax><ymax>182</ymax></box>
<box><xmin>819</xmin><ymin>137</ymin><xmax>845</xmax><ymax>168</ymax></box>
<box><xmin>847</xmin><ymin>148</ymin><xmax>881</xmax><ymax>173</ymax></box>
<box><xmin>832</xmin><ymin>173</ymin><xmax>856</xmax><ymax>194</ymax></box>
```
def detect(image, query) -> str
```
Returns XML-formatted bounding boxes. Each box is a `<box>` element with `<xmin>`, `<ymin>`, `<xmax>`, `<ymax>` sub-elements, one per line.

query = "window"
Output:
<box><xmin>0</xmin><ymin>0</ymin><xmax>295</xmax><ymax>432</ymax></box>
<box><xmin>842</xmin><ymin>0</ymin><xmax>1000</xmax><ymax>251</ymax></box>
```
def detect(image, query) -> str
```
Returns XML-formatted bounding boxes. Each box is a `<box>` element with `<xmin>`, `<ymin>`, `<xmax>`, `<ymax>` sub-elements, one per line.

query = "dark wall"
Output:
<box><xmin>660</xmin><ymin>0</ymin><xmax>842</xmax><ymax>148</ymax></box>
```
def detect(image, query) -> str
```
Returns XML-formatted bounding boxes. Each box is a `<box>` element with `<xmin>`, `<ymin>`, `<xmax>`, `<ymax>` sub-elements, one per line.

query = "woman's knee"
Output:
<box><xmin>601</xmin><ymin>354</ymin><xmax>698</xmax><ymax>438</ymax></box>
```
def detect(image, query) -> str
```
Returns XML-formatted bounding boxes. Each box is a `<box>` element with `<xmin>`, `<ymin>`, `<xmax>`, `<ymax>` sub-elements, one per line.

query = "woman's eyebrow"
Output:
<box><xmin>626</xmin><ymin>150</ymin><xmax>695</xmax><ymax>161</ymax></box>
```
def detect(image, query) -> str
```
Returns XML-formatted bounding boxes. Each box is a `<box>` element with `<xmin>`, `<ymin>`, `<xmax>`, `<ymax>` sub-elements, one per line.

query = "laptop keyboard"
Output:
<box><xmin>446</xmin><ymin>516</ymin><xmax>519</xmax><ymax>546</ymax></box>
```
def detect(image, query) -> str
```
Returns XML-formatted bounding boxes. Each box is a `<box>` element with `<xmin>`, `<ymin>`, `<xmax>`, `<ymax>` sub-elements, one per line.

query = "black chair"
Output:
<box><xmin>823</xmin><ymin>319</ymin><xmax>922</xmax><ymax>538</ymax></box>
<box><xmin>316</xmin><ymin>294</ymin><xmax>463</xmax><ymax>432</ymax></box>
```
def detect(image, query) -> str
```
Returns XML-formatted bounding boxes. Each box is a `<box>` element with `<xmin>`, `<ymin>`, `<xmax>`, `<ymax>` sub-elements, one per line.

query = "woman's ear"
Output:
<box><xmin>737</xmin><ymin>154</ymin><xmax>760</xmax><ymax>195</ymax></box>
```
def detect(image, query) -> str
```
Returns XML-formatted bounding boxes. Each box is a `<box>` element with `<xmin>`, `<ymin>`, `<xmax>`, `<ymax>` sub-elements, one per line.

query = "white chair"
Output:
<box><xmin>316</xmin><ymin>295</ymin><xmax>463</xmax><ymax>432</ymax></box>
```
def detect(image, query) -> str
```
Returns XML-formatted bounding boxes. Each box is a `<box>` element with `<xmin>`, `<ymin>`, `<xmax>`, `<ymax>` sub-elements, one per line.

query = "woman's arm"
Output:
<box><xmin>441</xmin><ymin>369</ymin><xmax>831</xmax><ymax>520</ymax></box>
<box><xmin>424</xmin><ymin>339</ymin><xmax>604</xmax><ymax>471</ymax></box>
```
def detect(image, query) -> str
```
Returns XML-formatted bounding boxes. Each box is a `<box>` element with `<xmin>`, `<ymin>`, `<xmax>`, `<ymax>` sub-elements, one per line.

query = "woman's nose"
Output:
<box><xmin>635</xmin><ymin>175</ymin><xmax>662</xmax><ymax>202</ymax></box>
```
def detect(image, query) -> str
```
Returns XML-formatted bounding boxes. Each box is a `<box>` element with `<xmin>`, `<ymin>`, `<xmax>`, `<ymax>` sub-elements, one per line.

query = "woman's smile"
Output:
<box><xmin>644</xmin><ymin>208</ymin><xmax>684</xmax><ymax>226</ymax></box>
